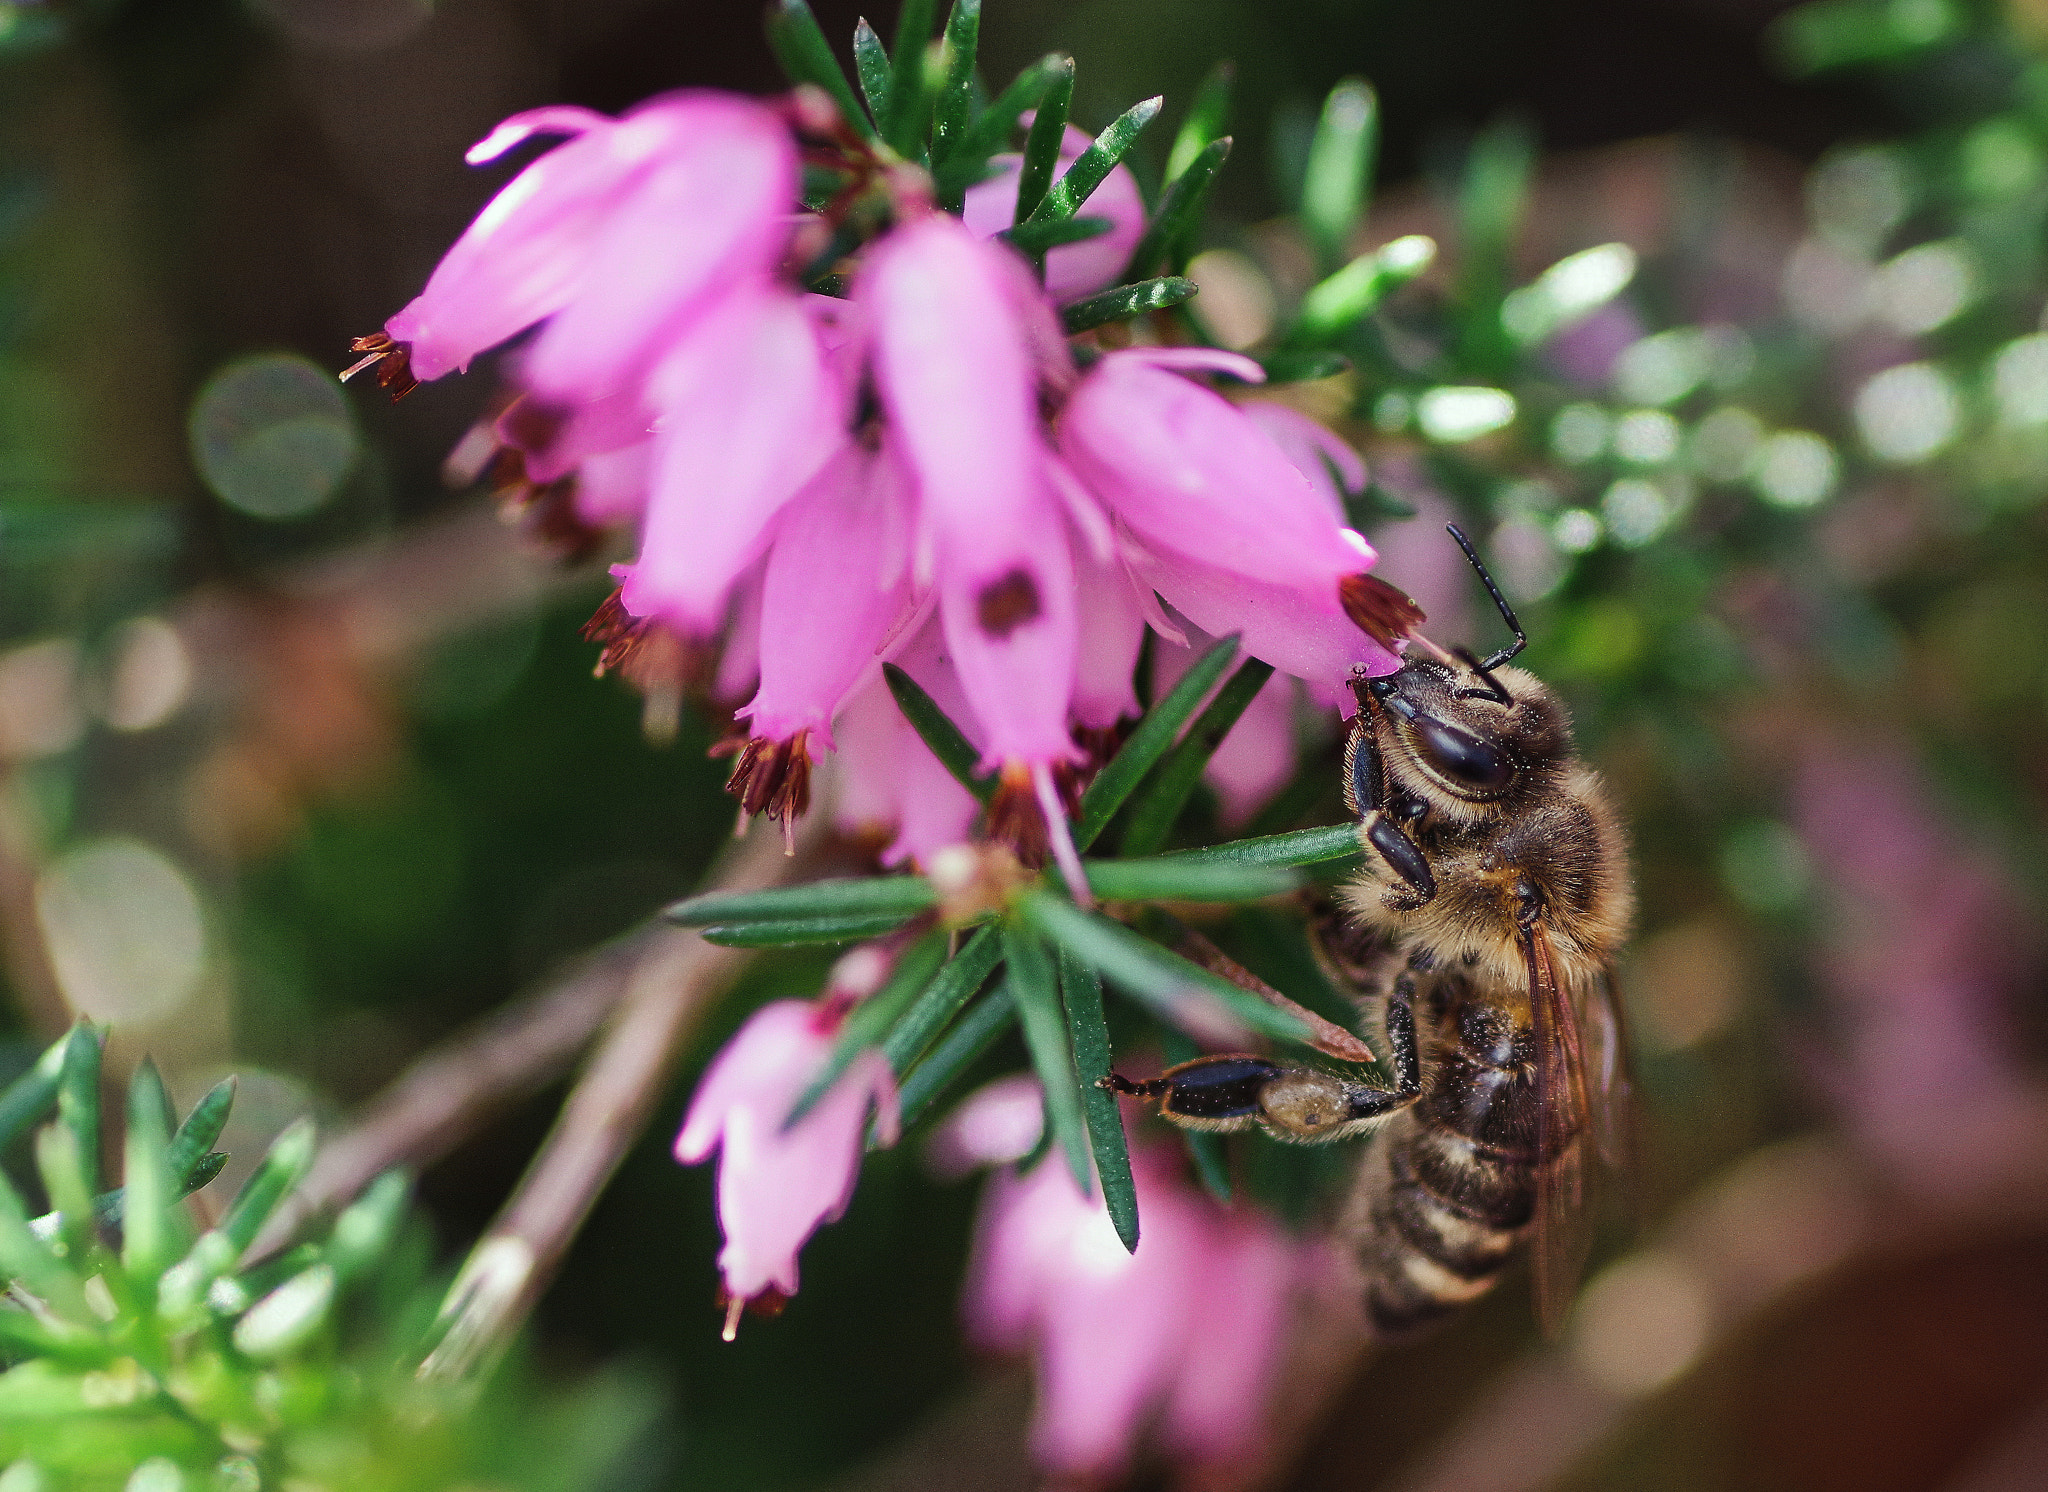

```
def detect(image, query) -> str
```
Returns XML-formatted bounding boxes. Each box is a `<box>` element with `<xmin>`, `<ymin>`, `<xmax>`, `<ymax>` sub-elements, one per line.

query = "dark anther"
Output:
<box><xmin>1339</xmin><ymin>573</ymin><xmax>1428</xmax><ymax>648</ymax></box>
<box><xmin>976</xmin><ymin>569</ymin><xmax>1044</xmax><ymax>638</ymax></box>
<box><xmin>497</xmin><ymin>398</ymin><xmax>570</xmax><ymax>459</ymax></box>
<box><xmin>339</xmin><ymin>333</ymin><xmax>419</xmax><ymax>402</ymax></box>
<box><xmin>724</xmin><ymin>731</ymin><xmax>814</xmax><ymax>825</ymax></box>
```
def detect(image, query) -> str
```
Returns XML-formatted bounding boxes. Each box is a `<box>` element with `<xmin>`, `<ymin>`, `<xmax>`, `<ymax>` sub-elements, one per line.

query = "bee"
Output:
<box><xmin>1109</xmin><ymin>528</ymin><xmax>1634</xmax><ymax>1338</ymax></box>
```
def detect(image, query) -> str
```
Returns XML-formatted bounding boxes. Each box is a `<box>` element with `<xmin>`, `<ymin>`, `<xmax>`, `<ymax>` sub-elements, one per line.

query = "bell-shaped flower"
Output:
<box><xmin>676</xmin><ymin>999</ymin><xmax>899</xmax><ymax>1336</ymax></box>
<box><xmin>1240</xmin><ymin>400</ymin><xmax>1367</xmax><ymax>517</ymax></box>
<box><xmin>371</xmin><ymin>93</ymin><xmax>793</xmax><ymax>391</ymax></box>
<box><xmin>862</xmin><ymin>215</ymin><xmax>1077</xmax><ymax>770</ymax></box>
<box><xmin>1060</xmin><ymin>348</ymin><xmax>1374</xmax><ymax>592</ymax></box>
<box><xmin>726</xmin><ymin>445</ymin><xmax>917</xmax><ymax>835</ymax></box>
<box><xmin>953</xmin><ymin>1080</ymin><xmax>1304</xmax><ymax>1483</ymax></box>
<box><xmin>620</xmin><ymin>282</ymin><xmax>846</xmax><ymax>633</ymax></box>
<box><xmin>960</xmin><ymin>125</ymin><xmax>1148</xmax><ymax>303</ymax></box>
<box><xmin>830</xmin><ymin>671</ymin><xmax>979</xmax><ymax>868</ymax></box>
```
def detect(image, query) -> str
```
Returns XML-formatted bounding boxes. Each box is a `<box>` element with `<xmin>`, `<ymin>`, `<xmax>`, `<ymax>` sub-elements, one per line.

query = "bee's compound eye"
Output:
<box><xmin>1415</xmin><ymin>717</ymin><xmax>1513</xmax><ymax>792</ymax></box>
<box><xmin>1259</xmin><ymin>1070</ymin><xmax>1358</xmax><ymax>1138</ymax></box>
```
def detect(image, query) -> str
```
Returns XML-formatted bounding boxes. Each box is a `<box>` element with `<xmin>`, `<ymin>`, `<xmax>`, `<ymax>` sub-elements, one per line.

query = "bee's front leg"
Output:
<box><xmin>1364</xmin><ymin>811</ymin><xmax>1437</xmax><ymax>907</ymax></box>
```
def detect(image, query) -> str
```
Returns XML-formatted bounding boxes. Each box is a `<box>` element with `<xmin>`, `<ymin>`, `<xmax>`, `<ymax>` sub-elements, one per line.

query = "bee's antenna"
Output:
<box><xmin>1446</xmin><ymin>524</ymin><xmax>1526</xmax><ymax>671</ymax></box>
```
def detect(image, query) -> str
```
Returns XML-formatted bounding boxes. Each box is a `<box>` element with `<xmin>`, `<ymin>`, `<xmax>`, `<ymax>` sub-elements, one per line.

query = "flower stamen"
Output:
<box><xmin>722</xmin><ymin>730</ymin><xmax>814</xmax><ymax>854</ymax></box>
<box><xmin>339</xmin><ymin>333</ymin><xmax>419</xmax><ymax>401</ymax></box>
<box><xmin>1337</xmin><ymin>572</ymin><xmax>1427</xmax><ymax>651</ymax></box>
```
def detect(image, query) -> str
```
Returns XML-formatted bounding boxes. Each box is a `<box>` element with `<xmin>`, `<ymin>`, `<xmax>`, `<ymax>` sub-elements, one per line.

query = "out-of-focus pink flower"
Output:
<box><xmin>829</xmin><ymin>627</ymin><xmax>980</xmax><ymax>867</ymax></box>
<box><xmin>676</xmin><ymin>999</ymin><xmax>899</xmax><ymax>1336</ymax></box>
<box><xmin>952</xmin><ymin>1081</ymin><xmax>1304</xmax><ymax>1484</ymax></box>
<box><xmin>961</xmin><ymin>126</ymin><xmax>1147</xmax><ymax>302</ymax></box>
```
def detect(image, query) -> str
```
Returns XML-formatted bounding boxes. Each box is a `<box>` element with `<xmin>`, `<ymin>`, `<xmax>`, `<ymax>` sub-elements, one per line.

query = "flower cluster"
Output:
<box><xmin>348</xmin><ymin>87</ymin><xmax>1403</xmax><ymax>870</ymax></box>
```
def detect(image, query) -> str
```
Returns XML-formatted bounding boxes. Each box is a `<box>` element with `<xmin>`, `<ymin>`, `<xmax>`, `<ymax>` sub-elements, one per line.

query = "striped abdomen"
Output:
<box><xmin>1347</xmin><ymin>997</ymin><xmax>1570</xmax><ymax>1337</ymax></box>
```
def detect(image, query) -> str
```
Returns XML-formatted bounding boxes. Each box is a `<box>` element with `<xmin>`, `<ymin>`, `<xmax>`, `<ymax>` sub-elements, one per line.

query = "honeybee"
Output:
<box><xmin>1110</xmin><ymin>528</ymin><xmax>1634</xmax><ymax>1337</ymax></box>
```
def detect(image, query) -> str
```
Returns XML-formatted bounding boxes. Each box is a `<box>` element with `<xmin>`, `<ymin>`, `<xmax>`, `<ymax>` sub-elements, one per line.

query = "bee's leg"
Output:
<box><xmin>1342</xmin><ymin>716</ymin><xmax>1386</xmax><ymax>817</ymax></box>
<box><xmin>1104</xmin><ymin>1056</ymin><xmax>1283</xmax><ymax>1132</ymax></box>
<box><xmin>1340</xmin><ymin>972</ymin><xmax>1422</xmax><ymax>1120</ymax></box>
<box><xmin>1364</xmin><ymin>812</ymin><xmax>1437</xmax><ymax>905</ymax></box>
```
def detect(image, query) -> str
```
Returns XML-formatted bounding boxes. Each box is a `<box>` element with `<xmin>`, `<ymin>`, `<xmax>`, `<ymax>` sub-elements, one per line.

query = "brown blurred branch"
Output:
<box><xmin>418</xmin><ymin>818</ymin><xmax>820</xmax><ymax>1381</ymax></box>
<box><xmin>251</xmin><ymin>924</ymin><xmax>657</xmax><ymax>1257</ymax></box>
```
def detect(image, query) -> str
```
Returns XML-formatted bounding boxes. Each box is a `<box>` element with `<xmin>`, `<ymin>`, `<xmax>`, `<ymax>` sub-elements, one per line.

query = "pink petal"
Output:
<box><xmin>570</xmin><ymin>440</ymin><xmax>652</xmax><ymax>528</ymax></box>
<box><xmin>937</xmin><ymin>501</ymin><xmax>1079</xmax><ymax>766</ymax></box>
<box><xmin>960</xmin><ymin>127</ymin><xmax>1147</xmax><ymax>302</ymax></box>
<box><xmin>1157</xmin><ymin>1211</ymin><xmax>1298</xmax><ymax>1466</ymax></box>
<box><xmin>620</xmin><ymin>285</ymin><xmax>843</xmax><ymax>631</ymax></box>
<box><xmin>1060</xmin><ymin>353</ymin><xmax>1365</xmax><ymax>590</ymax></box>
<box><xmin>520</xmin><ymin>94</ymin><xmax>798</xmax><ymax>400</ymax></box>
<box><xmin>1132</xmin><ymin>542</ymin><xmax>1400</xmax><ymax>706</ymax></box>
<box><xmin>1071</xmin><ymin>544</ymin><xmax>1147</xmax><ymax>731</ymax></box>
<box><xmin>740</xmin><ymin>445</ymin><xmax>914</xmax><ymax>748</ymax></box>
<box><xmin>829</xmin><ymin>671</ymin><xmax>980</xmax><ymax>868</ymax></box>
<box><xmin>1240</xmin><ymin>402</ymin><xmax>1366</xmax><ymax>516</ymax></box>
<box><xmin>465</xmin><ymin>105</ymin><xmax>610</xmax><ymax>166</ymax></box>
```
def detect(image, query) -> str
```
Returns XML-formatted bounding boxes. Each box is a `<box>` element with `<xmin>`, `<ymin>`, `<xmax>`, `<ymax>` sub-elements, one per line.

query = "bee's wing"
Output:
<box><xmin>1583</xmin><ymin>962</ymin><xmax>1640</xmax><ymax>1191</ymax></box>
<box><xmin>1525</xmin><ymin>921</ymin><xmax>1593</xmax><ymax>1339</ymax></box>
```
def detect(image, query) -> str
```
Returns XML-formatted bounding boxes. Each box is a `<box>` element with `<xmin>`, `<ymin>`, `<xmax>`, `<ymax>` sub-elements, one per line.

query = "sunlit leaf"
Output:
<box><xmin>1301</xmin><ymin>79</ymin><xmax>1378</xmax><ymax>275</ymax></box>
<box><xmin>667</xmin><ymin>875</ymin><xmax>937</xmax><ymax>927</ymax></box>
<box><xmin>1122</xmin><ymin>135</ymin><xmax>1231</xmax><ymax>281</ymax></box>
<box><xmin>1014</xmin><ymin>62</ymin><xmax>1075</xmax><ymax>223</ymax></box>
<box><xmin>883</xmin><ymin>925</ymin><xmax>1006</xmax><ymax>1073</ymax></box>
<box><xmin>764</xmin><ymin>0</ymin><xmax>873</xmax><ymax>139</ymax></box>
<box><xmin>1029</xmin><ymin>96</ymin><xmax>1161</xmax><ymax>223</ymax></box>
<box><xmin>1061</xmin><ymin>276</ymin><xmax>1198</xmax><ymax>333</ymax></box>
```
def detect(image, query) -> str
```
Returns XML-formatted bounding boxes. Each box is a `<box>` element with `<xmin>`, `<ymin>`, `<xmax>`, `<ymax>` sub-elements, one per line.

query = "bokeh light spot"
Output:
<box><xmin>190</xmin><ymin>353</ymin><xmax>361</xmax><ymax>520</ymax></box>
<box><xmin>1854</xmin><ymin>361</ymin><xmax>1959</xmax><ymax>463</ymax></box>
<box><xmin>102</xmin><ymin>617</ymin><xmax>193</xmax><ymax>733</ymax></box>
<box><xmin>1753</xmin><ymin>430</ymin><xmax>1838</xmax><ymax>507</ymax></box>
<box><xmin>35</xmin><ymin>836</ymin><xmax>206</xmax><ymax>1023</ymax></box>
<box><xmin>1569</xmin><ymin>1250</ymin><xmax>1713</xmax><ymax>1398</ymax></box>
<box><xmin>1416</xmin><ymin>386</ymin><xmax>1516</xmax><ymax>443</ymax></box>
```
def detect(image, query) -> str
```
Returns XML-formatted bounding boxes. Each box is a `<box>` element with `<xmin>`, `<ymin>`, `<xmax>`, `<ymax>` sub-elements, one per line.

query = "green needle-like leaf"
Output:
<box><xmin>1120</xmin><ymin>657</ymin><xmax>1277</xmax><ymax>856</ymax></box>
<box><xmin>1164</xmin><ymin>60</ymin><xmax>1233</xmax><ymax>185</ymax></box>
<box><xmin>931</xmin><ymin>0</ymin><xmax>981</xmax><ymax>162</ymax></box>
<box><xmin>221</xmin><ymin>1116</ymin><xmax>316</xmax><ymax>1257</ymax></box>
<box><xmin>0</xmin><ymin>1169</ymin><xmax>89</xmax><ymax>1323</ymax></box>
<box><xmin>1151</xmin><ymin>823</ymin><xmax>1362</xmax><ymax>871</ymax></box>
<box><xmin>998</xmin><ymin>215</ymin><xmax>1113</xmax><ymax>257</ymax></box>
<box><xmin>1294</xmin><ymin>233</ymin><xmax>1437</xmax><ymax>341</ymax></box>
<box><xmin>667</xmin><ymin>875</ymin><xmax>937</xmax><ymax>927</ymax></box>
<box><xmin>884</xmin><ymin>925</ymin><xmax>1005</xmax><ymax>1074</ymax></box>
<box><xmin>1061</xmin><ymin>276</ymin><xmax>1198</xmax><ymax>333</ymax></box>
<box><xmin>1075</xmin><ymin>633</ymin><xmax>1239</xmax><ymax>850</ymax></box>
<box><xmin>1018</xmin><ymin>890</ymin><xmax>1308</xmax><ymax>1045</ymax></box>
<box><xmin>897</xmin><ymin>983</ymin><xmax>1018</xmax><ymax>1130</ymax></box>
<box><xmin>326</xmin><ymin>1170</ymin><xmax>409</xmax><ymax>1286</ymax></box>
<box><xmin>34</xmin><ymin>1123</ymin><xmax>93</xmax><ymax>1251</ymax></box>
<box><xmin>852</xmin><ymin>18</ymin><xmax>892</xmax><ymax>128</ymax></box>
<box><xmin>764</xmin><ymin>0</ymin><xmax>873</xmax><ymax>139</ymax></box>
<box><xmin>1122</xmin><ymin>135</ymin><xmax>1230</xmax><ymax>281</ymax></box>
<box><xmin>1081</xmin><ymin>856</ymin><xmax>1299</xmax><ymax>903</ymax></box>
<box><xmin>701</xmin><ymin>912</ymin><xmax>924</xmax><ymax>947</ymax></box>
<box><xmin>1059</xmin><ymin>948</ymin><xmax>1137</xmax><ymax>1251</ymax></box>
<box><xmin>1012</xmin><ymin>61</ymin><xmax>1074</xmax><ymax>223</ymax></box>
<box><xmin>1030</xmin><ymin>95</ymin><xmax>1161</xmax><ymax>223</ymax></box>
<box><xmin>1301</xmin><ymin>79</ymin><xmax>1379</xmax><ymax>276</ymax></box>
<box><xmin>123</xmin><ymin>1059</ymin><xmax>186</xmax><ymax>1286</ymax></box>
<box><xmin>1004</xmin><ymin>927</ymin><xmax>1092</xmax><ymax>1194</ymax></box>
<box><xmin>785</xmin><ymin>929</ymin><xmax>951</xmax><ymax>1128</ymax></box>
<box><xmin>1259</xmin><ymin>348</ymin><xmax>1352</xmax><ymax>383</ymax></box>
<box><xmin>884</xmin><ymin>662</ymin><xmax>995</xmax><ymax>802</ymax></box>
<box><xmin>882</xmin><ymin>0</ymin><xmax>938</xmax><ymax>155</ymax></box>
<box><xmin>167</xmin><ymin>1076</ymin><xmax>235</xmax><ymax>1194</ymax></box>
<box><xmin>0</xmin><ymin>1030</ymin><xmax>69</xmax><ymax>1152</ymax></box>
<box><xmin>935</xmin><ymin>52</ymin><xmax>1067</xmax><ymax>208</ymax></box>
<box><xmin>56</xmin><ymin>1024</ymin><xmax>101</xmax><ymax>1198</ymax></box>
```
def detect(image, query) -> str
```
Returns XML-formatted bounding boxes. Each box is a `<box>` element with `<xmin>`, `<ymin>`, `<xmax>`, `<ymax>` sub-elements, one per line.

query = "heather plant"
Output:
<box><xmin>3</xmin><ymin>0</ymin><xmax>2048</xmax><ymax>1487</ymax></box>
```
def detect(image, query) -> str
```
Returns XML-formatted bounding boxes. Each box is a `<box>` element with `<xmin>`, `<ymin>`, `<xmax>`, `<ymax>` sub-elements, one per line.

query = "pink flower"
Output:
<box><xmin>352</xmin><ymin>92</ymin><xmax>795</xmax><ymax>395</ymax></box>
<box><xmin>676</xmin><ymin>999</ymin><xmax>899</xmax><ymax>1336</ymax></box>
<box><xmin>950</xmin><ymin>1082</ymin><xmax>1304</xmax><ymax>1483</ymax></box>
<box><xmin>960</xmin><ymin>126</ymin><xmax>1148</xmax><ymax>302</ymax></box>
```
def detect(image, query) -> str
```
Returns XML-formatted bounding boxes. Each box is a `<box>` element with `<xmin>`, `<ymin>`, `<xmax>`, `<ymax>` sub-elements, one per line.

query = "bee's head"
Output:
<box><xmin>1359</xmin><ymin>656</ymin><xmax>1570</xmax><ymax>812</ymax></box>
<box><xmin>1348</xmin><ymin>525</ymin><xmax>1568</xmax><ymax>817</ymax></box>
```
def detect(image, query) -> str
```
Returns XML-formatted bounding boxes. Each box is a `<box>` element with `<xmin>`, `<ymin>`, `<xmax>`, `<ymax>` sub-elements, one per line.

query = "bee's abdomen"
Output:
<box><xmin>1356</xmin><ymin>1116</ymin><xmax>1534</xmax><ymax>1337</ymax></box>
